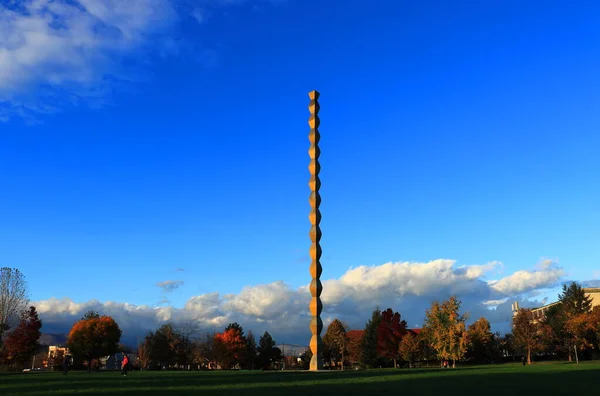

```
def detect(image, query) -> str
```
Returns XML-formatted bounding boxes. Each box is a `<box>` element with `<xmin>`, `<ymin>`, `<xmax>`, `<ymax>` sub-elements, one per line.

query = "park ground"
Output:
<box><xmin>1</xmin><ymin>362</ymin><xmax>598</xmax><ymax>395</ymax></box>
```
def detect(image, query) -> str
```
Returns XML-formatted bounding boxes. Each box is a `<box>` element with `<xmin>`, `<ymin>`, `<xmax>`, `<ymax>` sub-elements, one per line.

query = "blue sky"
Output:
<box><xmin>1</xmin><ymin>0</ymin><xmax>599</xmax><ymax>342</ymax></box>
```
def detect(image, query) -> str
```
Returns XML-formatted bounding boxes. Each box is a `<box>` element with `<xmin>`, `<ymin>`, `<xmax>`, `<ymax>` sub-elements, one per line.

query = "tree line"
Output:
<box><xmin>136</xmin><ymin>321</ymin><xmax>288</xmax><ymax>370</ymax></box>
<box><xmin>0</xmin><ymin>268</ymin><xmax>43</xmax><ymax>371</ymax></box>
<box><xmin>2</xmin><ymin>267</ymin><xmax>600</xmax><ymax>371</ymax></box>
<box><xmin>319</xmin><ymin>296</ymin><xmax>503</xmax><ymax>369</ymax></box>
<box><xmin>511</xmin><ymin>282</ymin><xmax>600</xmax><ymax>364</ymax></box>
<box><xmin>321</xmin><ymin>282</ymin><xmax>600</xmax><ymax>369</ymax></box>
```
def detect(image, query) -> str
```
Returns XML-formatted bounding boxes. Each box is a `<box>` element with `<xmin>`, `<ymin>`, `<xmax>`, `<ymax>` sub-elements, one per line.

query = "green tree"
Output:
<box><xmin>559</xmin><ymin>282</ymin><xmax>592</xmax><ymax>317</ymax></box>
<box><xmin>361</xmin><ymin>307</ymin><xmax>381</xmax><ymax>368</ymax></box>
<box><xmin>225</xmin><ymin>322</ymin><xmax>245</xmax><ymax>335</ymax></box>
<box><xmin>466</xmin><ymin>317</ymin><xmax>494</xmax><ymax>364</ymax></box>
<box><xmin>139</xmin><ymin>326</ymin><xmax>173</xmax><ymax>369</ymax></box>
<box><xmin>159</xmin><ymin>323</ymin><xmax>181</xmax><ymax>366</ymax></box>
<box><xmin>258</xmin><ymin>331</ymin><xmax>276</xmax><ymax>370</ymax></box>
<box><xmin>138</xmin><ymin>323</ymin><xmax>194</xmax><ymax>369</ymax></box>
<box><xmin>554</xmin><ymin>282</ymin><xmax>593</xmax><ymax>361</ymax></box>
<box><xmin>541</xmin><ymin>304</ymin><xmax>570</xmax><ymax>359</ymax></box>
<box><xmin>244</xmin><ymin>331</ymin><xmax>257</xmax><ymax>370</ymax></box>
<box><xmin>323</xmin><ymin>319</ymin><xmax>347</xmax><ymax>369</ymax></box>
<box><xmin>81</xmin><ymin>310</ymin><xmax>100</xmax><ymax>320</ymax></box>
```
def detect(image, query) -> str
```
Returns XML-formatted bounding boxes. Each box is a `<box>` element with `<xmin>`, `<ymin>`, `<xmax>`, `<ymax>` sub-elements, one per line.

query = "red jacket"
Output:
<box><xmin>122</xmin><ymin>356</ymin><xmax>129</xmax><ymax>368</ymax></box>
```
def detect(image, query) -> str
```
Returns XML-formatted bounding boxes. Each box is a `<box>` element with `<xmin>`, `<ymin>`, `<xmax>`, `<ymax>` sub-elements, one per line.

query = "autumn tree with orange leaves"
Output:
<box><xmin>564</xmin><ymin>308</ymin><xmax>600</xmax><ymax>364</ymax></box>
<box><xmin>67</xmin><ymin>314</ymin><xmax>122</xmax><ymax>370</ymax></box>
<box><xmin>590</xmin><ymin>307</ymin><xmax>600</xmax><ymax>346</ymax></box>
<box><xmin>323</xmin><ymin>319</ymin><xmax>348</xmax><ymax>369</ymax></box>
<box><xmin>512</xmin><ymin>308</ymin><xmax>542</xmax><ymax>365</ymax></box>
<box><xmin>422</xmin><ymin>296</ymin><xmax>468</xmax><ymax>368</ymax></box>
<box><xmin>398</xmin><ymin>332</ymin><xmax>421</xmax><ymax>368</ymax></box>
<box><xmin>213</xmin><ymin>324</ymin><xmax>246</xmax><ymax>369</ymax></box>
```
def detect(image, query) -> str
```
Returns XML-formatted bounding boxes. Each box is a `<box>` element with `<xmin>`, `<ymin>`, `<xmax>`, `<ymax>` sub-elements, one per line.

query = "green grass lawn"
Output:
<box><xmin>1</xmin><ymin>362</ymin><xmax>598</xmax><ymax>395</ymax></box>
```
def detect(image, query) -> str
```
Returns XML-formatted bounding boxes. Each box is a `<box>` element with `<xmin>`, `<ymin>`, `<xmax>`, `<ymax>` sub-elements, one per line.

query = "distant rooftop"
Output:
<box><xmin>531</xmin><ymin>287</ymin><xmax>600</xmax><ymax>311</ymax></box>
<box><xmin>531</xmin><ymin>301</ymin><xmax>561</xmax><ymax>312</ymax></box>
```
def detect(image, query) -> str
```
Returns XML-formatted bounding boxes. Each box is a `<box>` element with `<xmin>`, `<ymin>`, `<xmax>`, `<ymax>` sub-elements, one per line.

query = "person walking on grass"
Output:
<box><xmin>121</xmin><ymin>354</ymin><xmax>130</xmax><ymax>376</ymax></box>
<box><xmin>62</xmin><ymin>355</ymin><xmax>69</xmax><ymax>375</ymax></box>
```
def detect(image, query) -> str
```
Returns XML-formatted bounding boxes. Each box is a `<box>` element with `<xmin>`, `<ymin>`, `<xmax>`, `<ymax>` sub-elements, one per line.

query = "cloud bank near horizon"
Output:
<box><xmin>34</xmin><ymin>258</ymin><xmax>568</xmax><ymax>346</ymax></box>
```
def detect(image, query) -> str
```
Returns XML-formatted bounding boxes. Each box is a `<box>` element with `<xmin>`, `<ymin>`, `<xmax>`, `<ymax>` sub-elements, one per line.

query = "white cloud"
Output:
<box><xmin>157</xmin><ymin>280</ymin><xmax>184</xmax><ymax>292</ymax></box>
<box><xmin>33</xmin><ymin>258</ymin><xmax>569</xmax><ymax>346</ymax></box>
<box><xmin>536</xmin><ymin>258</ymin><xmax>558</xmax><ymax>270</ymax></box>
<box><xmin>0</xmin><ymin>0</ymin><xmax>182</xmax><ymax>119</ymax></box>
<box><xmin>482</xmin><ymin>298</ymin><xmax>508</xmax><ymax>307</ymax></box>
<box><xmin>0</xmin><ymin>0</ymin><xmax>272</xmax><ymax>121</ymax></box>
<box><xmin>222</xmin><ymin>281</ymin><xmax>305</xmax><ymax>319</ymax></box>
<box><xmin>488</xmin><ymin>259</ymin><xmax>564</xmax><ymax>295</ymax></box>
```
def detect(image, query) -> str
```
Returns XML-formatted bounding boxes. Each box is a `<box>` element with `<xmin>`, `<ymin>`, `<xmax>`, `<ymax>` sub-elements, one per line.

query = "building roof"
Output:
<box><xmin>530</xmin><ymin>301</ymin><xmax>561</xmax><ymax>312</ymax></box>
<box><xmin>529</xmin><ymin>287</ymin><xmax>600</xmax><ymax>311</ymax></box>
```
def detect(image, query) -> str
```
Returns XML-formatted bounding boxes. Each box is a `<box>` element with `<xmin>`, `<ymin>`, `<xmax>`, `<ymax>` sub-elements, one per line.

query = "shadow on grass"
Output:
<box><xmin>1</xmin><ymin>364</ymin><xmax>598</xmax><ymax>396</ymax></box>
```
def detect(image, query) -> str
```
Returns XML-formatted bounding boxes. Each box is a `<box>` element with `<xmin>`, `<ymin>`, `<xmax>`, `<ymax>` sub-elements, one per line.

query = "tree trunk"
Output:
<box><xmin>341</xmin><ymin>351</ymin><xmax>344</xmax><ymax>371</ymax></box>
<box><xmin>452</xmin><ymin>359</ymin><xmax>456</xmax><ymax>368</ymax></box>
<box><xmin>393</xmin><ymin>358</ymin><xmax>397</xmax><ymax>369</ymax></box>
<box><xmin>574</xmin><ymin>343</ymin><xmax>579</xmax><ymax>364</ymax></box>
<box><xmin>527</xmin><ymin>348</ymin><xmax>531</xmax><ymax>365</ymax></box>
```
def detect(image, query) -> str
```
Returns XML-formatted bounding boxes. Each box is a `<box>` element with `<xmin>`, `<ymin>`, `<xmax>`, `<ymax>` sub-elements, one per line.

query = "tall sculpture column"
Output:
<box><xmin>308</xmin><ymin>90</ymin><xmax>323</xmax><ymax>371</ymax></box>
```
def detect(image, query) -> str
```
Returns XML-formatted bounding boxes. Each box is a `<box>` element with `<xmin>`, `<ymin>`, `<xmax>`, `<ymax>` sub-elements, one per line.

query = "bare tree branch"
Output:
<box><xmin>0</xmin><ymin>267</ymin><xmax>29</xmax><ymax>340</ymax></box>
